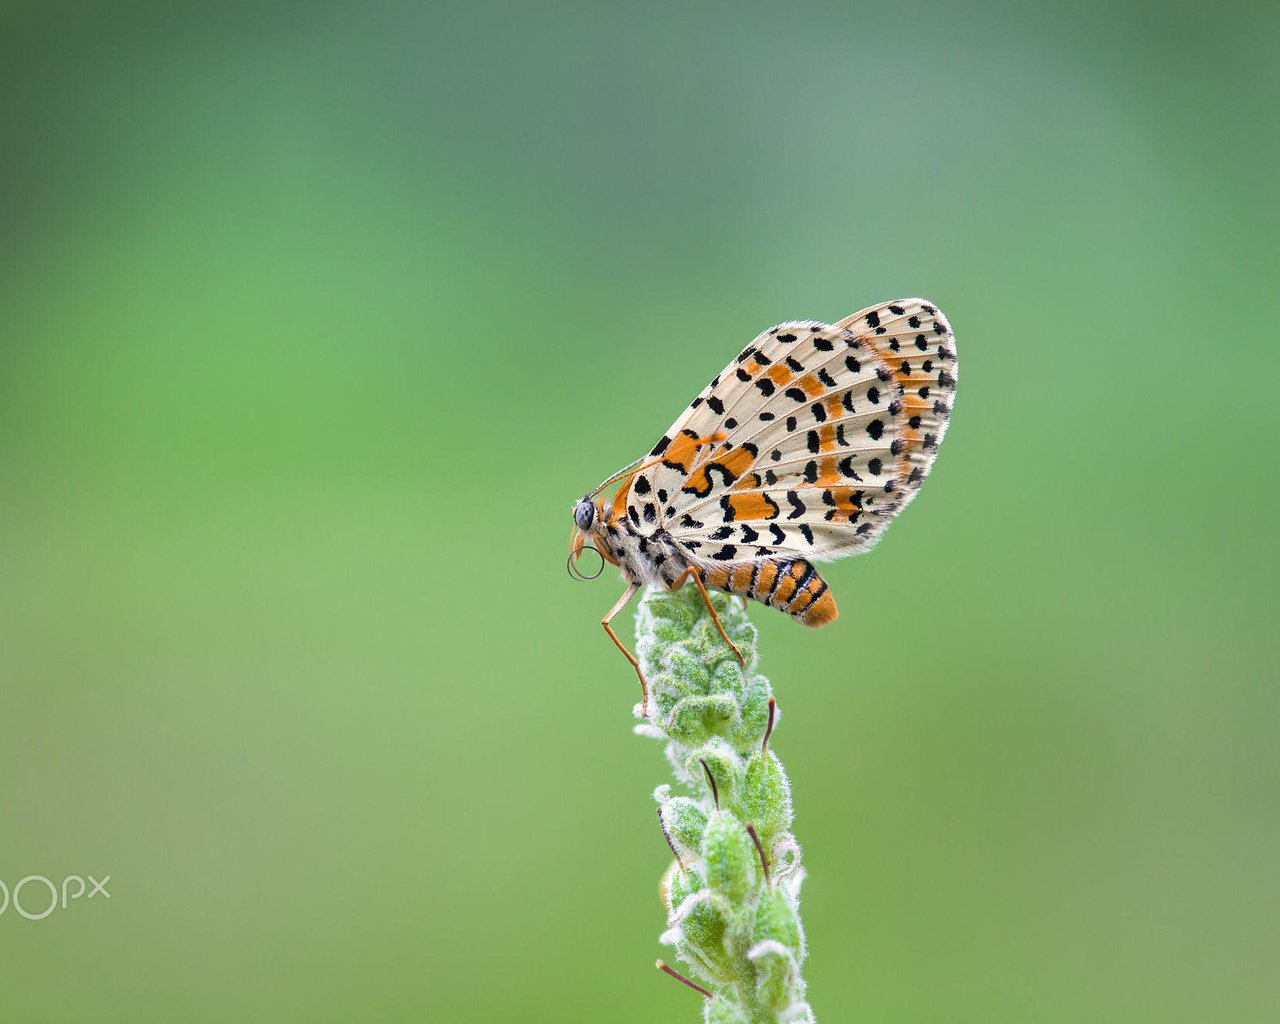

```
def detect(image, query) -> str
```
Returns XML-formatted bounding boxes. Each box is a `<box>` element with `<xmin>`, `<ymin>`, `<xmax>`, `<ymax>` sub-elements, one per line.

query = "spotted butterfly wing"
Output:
<box><xmin>627</xmin><ymin>298</ymin><xmax>956</xmax><ymax>623</ymax></box>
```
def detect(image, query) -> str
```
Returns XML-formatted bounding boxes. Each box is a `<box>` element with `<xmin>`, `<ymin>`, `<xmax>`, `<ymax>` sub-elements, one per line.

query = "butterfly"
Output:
<box><xmin>568</xmin><ymin>298</ymin><xmax>957</xmax><ymax>714</ymax></box>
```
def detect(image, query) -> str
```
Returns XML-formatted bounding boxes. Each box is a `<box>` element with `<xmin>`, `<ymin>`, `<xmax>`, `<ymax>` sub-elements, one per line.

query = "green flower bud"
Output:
<box><xmin>685</xmin><ymin>739</ymin><xmax>740</xmax><ymax>811</ymax></box>
<box><xmin>674</xmin><ymin>892</ymin><xmax>734</xmax><ymax>982</ymax></box>
<box><xmin>666</xmin><ymin>693</ymin><xmax>740</xmax><ymax>746</ymax></box>
<box><xmin>665</xmin><ymin>863</ymin><xmax>703</xmax><ymax>911</ymax></box>
<box><xmin>752</xmin><ymin>888</ymin><xmax>801</xmax><ymax>954</ymax></box>
<box><xmin>749</xmin><ymin>943</ymin><xmax>796</xmax><ymax>1012</ymax></box>
<box><xmin>741</xmin><ymin>750</ymin><xmax>793</xmax><ymax>847</ymax></box>
<box><xmin>730</xmin><ymin>673</ymin><xmax>774</xmax><ymax>751</ymax></box>
<box><xmin>659</xmin><ymin>795</ymin><xmax>709</xmax><ymax>859</ymax></box>
<box><xmin>700</xmin><ymin>809</ymin><xmax>756</xmax><ymax>903</ymax></box>
<box><xmin>749</xmin><ymin>890</ymin><xmax>805</xmax><ymax>1011</ymax></box>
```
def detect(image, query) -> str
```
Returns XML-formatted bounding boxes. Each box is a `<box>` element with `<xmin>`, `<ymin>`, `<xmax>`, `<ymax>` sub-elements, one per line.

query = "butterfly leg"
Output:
<box><xmin>602</xmin><ymin>583</ymin><xmax>648</xmax><ymax>715</ymax></box>
<box><xmin>671</xmin><ymin>568</ymin><xmax>747</xmax><ymax>667</ymax></box>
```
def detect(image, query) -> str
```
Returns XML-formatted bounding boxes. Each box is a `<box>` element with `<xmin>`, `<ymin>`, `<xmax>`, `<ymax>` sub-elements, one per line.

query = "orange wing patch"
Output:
<box><xmin>723</xmin><ymin>491</ymin><xmax>782</xmax><ymax>521</ymax></box>
<box><xmin>667</xmin><ymin>429</ymin><xmax>728</xmax><ymax>472</ymax></box>
<box><xmin>793</xmin><ymin>373</ymin><xmax>825</xmax><ymax>399</ymax></box>
<box><xmin>681</xmin><ymin>443</ymin><xmax>758</xmax><ymax>497</ymax></box>
<box><xmin>763</xmin><ymin>364</ymin><xmax>794</xmax><ymax>388</ymax></box>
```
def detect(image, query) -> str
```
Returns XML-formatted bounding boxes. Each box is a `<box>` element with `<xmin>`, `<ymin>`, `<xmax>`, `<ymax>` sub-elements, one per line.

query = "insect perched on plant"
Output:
<box><xmin>568</xmin><ymin>298</ymin><xmax>957</xmax><ymax>713</ymax></box>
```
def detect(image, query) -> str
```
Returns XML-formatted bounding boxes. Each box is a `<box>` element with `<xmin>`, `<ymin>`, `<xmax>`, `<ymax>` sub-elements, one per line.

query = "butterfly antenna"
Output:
<box><xmin>589</xmin><ymin>455</ymin><xmax>666</xmax><ymax>498</ymax></box>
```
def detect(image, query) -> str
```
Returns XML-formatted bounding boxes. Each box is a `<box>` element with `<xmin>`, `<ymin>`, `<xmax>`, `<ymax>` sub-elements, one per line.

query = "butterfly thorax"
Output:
<box><xmin>589</xmin><ymin>504</ymin><xmax>690</xmax><ymax>589</ymax></box>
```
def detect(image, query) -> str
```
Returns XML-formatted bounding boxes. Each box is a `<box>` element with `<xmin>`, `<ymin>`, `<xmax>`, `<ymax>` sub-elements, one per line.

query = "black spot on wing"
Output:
<box><xmin>837</xmin><ymin>455</ymin><xmax>864</xmax><ymax>481</ymax></box>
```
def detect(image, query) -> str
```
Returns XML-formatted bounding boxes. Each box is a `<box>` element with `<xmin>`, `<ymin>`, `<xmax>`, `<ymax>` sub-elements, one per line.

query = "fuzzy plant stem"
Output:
<box><xmin>633</xmin><ymin>585</ymin><xmax>814</xmax><ymax>1024</ymax></box>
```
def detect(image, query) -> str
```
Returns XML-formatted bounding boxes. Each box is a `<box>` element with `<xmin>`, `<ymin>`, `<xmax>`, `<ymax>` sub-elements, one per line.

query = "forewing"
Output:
<box><xmin>630</xmin><ymin>300</ymin><xmax>956</xmax><ymax>565</ymax></box>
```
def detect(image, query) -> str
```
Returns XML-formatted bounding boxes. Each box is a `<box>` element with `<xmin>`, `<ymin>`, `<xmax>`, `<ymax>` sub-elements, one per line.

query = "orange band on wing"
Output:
<box><xmin>723</xmin><ymin>492</ymin><xmax>781</xmax><ymax>521</ymax></box>
<box><xmin>794</xmin><ymin>373</ymin><xmax>824</xmax><ymax>398</ymax></box>
<box><xmin>763</xmin><ymin>364</ymin><xmax>793</xmax><ymax>387</ymax></box>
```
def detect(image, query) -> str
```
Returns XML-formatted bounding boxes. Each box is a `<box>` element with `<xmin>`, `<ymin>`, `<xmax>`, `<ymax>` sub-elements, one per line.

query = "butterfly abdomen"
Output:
<box><xmin>700</xmin><ymin>559</ymin><xmax>837</xmax><ymax>627</ymax></box>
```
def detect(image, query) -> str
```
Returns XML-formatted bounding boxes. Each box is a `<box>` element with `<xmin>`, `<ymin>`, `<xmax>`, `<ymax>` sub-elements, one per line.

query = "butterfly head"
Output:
<box><xmin>573</xmin><ymin>496</ymin><xmax>596</xmax><ymax>531</ymax></box>
<box><xmin>567</xmin><ymin>495</ymin><xmax>610</xmax><ymax>581</ymax></box>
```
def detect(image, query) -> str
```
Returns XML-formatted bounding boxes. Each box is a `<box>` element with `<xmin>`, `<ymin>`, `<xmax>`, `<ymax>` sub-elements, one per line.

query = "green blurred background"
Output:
<box><xmin>1</xmin><ymin>1</ymin><xmax>1276</xmax><ymax>1020</ymax></box>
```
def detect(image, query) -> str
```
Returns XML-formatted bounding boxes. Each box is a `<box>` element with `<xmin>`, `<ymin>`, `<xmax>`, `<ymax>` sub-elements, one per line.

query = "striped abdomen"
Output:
<box><xmin>699</xmin><ymin>558</ymin><xmax>838</xmax><ymax>627</ymax></box>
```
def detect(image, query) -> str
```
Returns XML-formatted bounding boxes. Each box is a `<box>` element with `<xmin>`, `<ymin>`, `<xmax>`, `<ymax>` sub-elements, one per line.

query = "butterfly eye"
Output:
<box><xmin>574</xmin><ymin>499</ymin><xmax>595</xmax><ymax>530</ymax></box>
